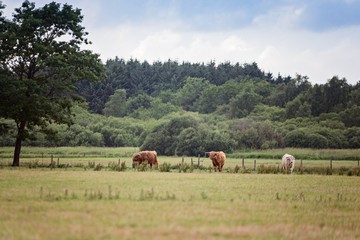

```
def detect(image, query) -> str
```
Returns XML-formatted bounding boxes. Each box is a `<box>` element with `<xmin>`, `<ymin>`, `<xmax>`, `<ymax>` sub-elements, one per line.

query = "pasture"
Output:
<box><xmin>1</xmin><ymin>147</ymin><xmax>360</xmax><ymax>239</ymax></box>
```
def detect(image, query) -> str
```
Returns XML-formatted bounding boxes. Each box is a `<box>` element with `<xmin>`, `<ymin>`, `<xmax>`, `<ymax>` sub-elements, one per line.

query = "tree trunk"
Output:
<box><xmin>12</xmin><ymin>121</ymin><xmax>26</xmax><ymax>167</ymax></box>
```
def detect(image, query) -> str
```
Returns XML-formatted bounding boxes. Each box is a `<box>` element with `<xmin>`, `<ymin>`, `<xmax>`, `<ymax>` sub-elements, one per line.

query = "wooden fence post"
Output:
<box><xmin>300</xmin><ymin>159</ymin><xmax>303</xmax><ymax>170</ymax></box>
<box><xmin>182</xmin><ymin>157</ymin><xmax>184</xmax><ymax>165</ymax></box>
<box><xmin>198</xmin><ymin>154</ymin><xmax>200</xmax><ymax>167</ymax></box>
<box><xmin>330</xmin><ymin>159</ymin><xmax>333</xmax><ymax>175</ymax></box>
<box><xmin>242</xmin><ymin>158</ymin><xmax>245</xmax><ymax>168</ymax></box>
<box><xmin>57</xmin><ymin>157</ymin><xmax>59</xmax><ymax>166</ymax></box>
<box><xmin>51</xmin><ymin>154</ymin><xmax>53</xmax><ymax>165</ymax></box>
<box><xmin>254</xmin><ymin>159</ymin><xmax>256</xmax><ymax>170</ymax></box>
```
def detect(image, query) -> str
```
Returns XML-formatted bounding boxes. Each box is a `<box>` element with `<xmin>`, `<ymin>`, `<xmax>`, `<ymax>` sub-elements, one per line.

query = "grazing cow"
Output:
<box><xmin>282</xmin><ymin>153</ymin><xmax>295</xmax><ymax>173</ymax></box>
<box><xmin>207</xmin><ymin>151</ymin><xmax>226</xmax><ymax>172</ymax></box>
<box><xmin>132</xmin><ymin>151</ymin><xmax>158</xmax><ymax>169</ymax></box>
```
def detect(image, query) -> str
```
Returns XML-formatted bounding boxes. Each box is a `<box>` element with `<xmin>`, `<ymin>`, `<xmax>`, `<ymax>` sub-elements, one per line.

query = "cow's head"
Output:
<box><xmin>286</xmin><ymin>158</ymin><xmax>293</xmax><ymax>168</ymax></box>
<box><xmin>132</xmin><ymin>153</ymin><xmax>141</xmax><ymax>168</ymax></box>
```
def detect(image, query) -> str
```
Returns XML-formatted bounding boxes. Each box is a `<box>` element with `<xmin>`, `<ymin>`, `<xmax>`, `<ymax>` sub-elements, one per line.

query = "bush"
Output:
<box><xmin>307</xmin><ymin>133</ymin><xmax>328</xmax><ymax>149</ymax></box>
<box><xmin>108</xmin><ymin>161</ymin><xmax>127</xmax><ymax>171</ymax></box>
<box><xmin>257</xmin><ymin>164</ymin><xmax>280</xmax><ymax>174</ymax></box>
<box><xmin>284</xmin><ymin>129</ymin><xmax>308</xmax><ymax>147</ymax></box>
<box><xmin>159</xmin><ymin>162</ymin><xmax>172</xmax><ymax>172</ymax></box>
<box><xmin>136</xmin><ymin>162</ymin><xmax>149</xmax><ymax>172</ymax></box>
<box><xmin>94</xmin><ymin>163</ymin><xmax>103</xmax><ymax>171</ymax></box>
<box><xmin>141</xmin><ymin>115</ymin><xmax>200</xmax><ymax>155</ymax></box>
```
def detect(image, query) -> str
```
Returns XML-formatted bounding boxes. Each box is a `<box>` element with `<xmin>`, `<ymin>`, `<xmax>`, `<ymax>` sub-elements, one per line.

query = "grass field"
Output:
<box><xmin>1</xmin><ymin>147</ymin><xmax>360</xmax><ymax>239</ymax></box>
<box><xmin>0</xmin><ymin>169</ymin><xmax>359</xmax><ymax>240</ymax></box>
<box><xmin>1</xmin><ymin>146</ymin><xmax>360</xmax><ymax>171</ymax></box>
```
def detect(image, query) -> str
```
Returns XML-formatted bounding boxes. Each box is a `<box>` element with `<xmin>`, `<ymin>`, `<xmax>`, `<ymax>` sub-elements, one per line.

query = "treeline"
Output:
<box><xmin>1</xmin><ymin>105</ymin><xmax>359</xmax><ymax>154</ymax></box>
<box><xmin>76</xmin><ymin>58</ymin><xmax>359</xmax><ymax>123</ymax></box>
<box><xmin>1</xmin><ymin>58</ymin><xmax>360</xmax><ymax>154</ymax></box>
<box><xmin>76</xmin><ymin>58</ymin><xmax>272</xmax><ymax>114</ymax></box>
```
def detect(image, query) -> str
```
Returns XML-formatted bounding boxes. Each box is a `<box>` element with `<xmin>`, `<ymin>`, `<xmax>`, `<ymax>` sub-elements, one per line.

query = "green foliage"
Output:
<box><xmin>103</xmin><ymin>89</ymin><xmax>127</xmax><ymax>117</ymax></box>
<box><xmin>248</xmin><ymin>104</ymin><xmax>286</xmax><ymax>122</ymax></box>
<box><xmin>94</xmin><ymin>163</ymin><xmax>103</xmax><ymax>171</ymax></box>
<box><xmin>228</xmin><ymin>84</ymin><xmax>262</xmax><ymax>118</ymax></box>
<box><xmin>284</xmin><ymin>129</ymin><xmax>308</xmax><ymax>148</ymax></box>
<box><xmin>108</xmin><ymin>161</ymin><xmax>127</xmax><ymax>172</ymax></box>
<box><xmin>136</xmin><ymin>162</ymin><xmax>149</xmax><ymax>172</ymax></box>
<box><xmin>128</xmin><ymin>98</ymin><xmax>180</xmax><ymax>120</ymax></box>
<box><xmin>159</xmin><ymin>162</ymin><xmax>172</xmax><ymax>172</ymax></box>
<box><xmin>229</xmin><ymin>120</ymin><xmax>283</xmax><ymax>149</ymax></box>
<box><xmin>141</xmin><ymin>114</ymin><xmax>199</xmax><ymax>155</ymax></box>
<box><xmin>340</xmin><ymin>105</ymin><xmax>360</xmax><ymax>127</ymax></box>
<box><xmin>0</xmin><ymin>1</ymin><xmax>106</xmax><ymax>165</ymax></box>
<box><xmin>175</xmin><ymin>127</ymin><xmax>205</xmax><ymax>156</ymax></box>
<box><xmin>345</xmin><ymin>127</ymin><xmax>360</xmax><ymax>148</ymax></box>
<box><xmin>177</xmin><ymin>77</ymin><xmax>211</xmax><ymax>111</ymax></box>
<box><xmin>307</xmin><ymin>133</ymin><xmax>329</xmax><ymax>149</ymax></box>
<box><xmin>285</xmin><ymin>95</ymin><xmax>311</xmax><ymax>118</ymax></box>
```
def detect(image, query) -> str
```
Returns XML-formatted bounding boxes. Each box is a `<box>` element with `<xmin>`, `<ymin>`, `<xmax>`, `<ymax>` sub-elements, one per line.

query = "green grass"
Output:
<box><xmin>1</xmin><ymin>147</ymin><xmax>360</xmax><ymax>239</ymax></box>
<box><xmin>0</xmin><ymin>169</ymin><xmax>359</xmax><ymax>240</ymax></box>
<box><xmin>2</xmin><ymin>147</ymin><xmax>360</xmax><ymax>160</ymax></box>
<box><xmin>229</xmin><ymin>148</ymin><xmax>360</xmax><ymax>160</ymax></box>
<box><xmin>0</xmin><ymin>146</ymin><xmax>139</xmax><ymax>158</ymax></box>
<box><xmin>1</xmin><ymin>147</ymin><xmax>360</xmax><ymax>176</ymax></box>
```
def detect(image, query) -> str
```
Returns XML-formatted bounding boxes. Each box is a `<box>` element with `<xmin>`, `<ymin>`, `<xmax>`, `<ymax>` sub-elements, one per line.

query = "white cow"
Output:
<box><xmin>282</xmin><ymin>153</ymin><xmax>295</xmax><ymax>173</ymax></box>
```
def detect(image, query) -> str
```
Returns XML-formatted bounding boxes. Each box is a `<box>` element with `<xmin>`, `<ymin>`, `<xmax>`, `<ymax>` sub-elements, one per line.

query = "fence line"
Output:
<box><xmin>10</xmin><ymin>153</ymin><xmax>360</xmax><ymax>170</ymax></box>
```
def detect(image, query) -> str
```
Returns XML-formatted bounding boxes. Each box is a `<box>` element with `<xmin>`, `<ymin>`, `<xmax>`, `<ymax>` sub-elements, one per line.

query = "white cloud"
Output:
<box><xmin>252</xmin><ymin>5</ymin><xmax>306</xmax><ymax>29</ymax></box>
<box><xmin>3</xmin><ymin>0</ymin><xmax>360</xmax><ymax>85</ymax></box>
<box><xmin>131</xmin><ymin>30</ymin><xmax>183</xmax><ymax>59</ymax></box>
<box><xmin>85</xmin><ymin>21</ymin><xmax>360</xmax><ymax>85</ymax></box>
<box><xmin>221</xmin><ymin>36</ymin><xmax>248</xmax><ymax>52</ymax></box>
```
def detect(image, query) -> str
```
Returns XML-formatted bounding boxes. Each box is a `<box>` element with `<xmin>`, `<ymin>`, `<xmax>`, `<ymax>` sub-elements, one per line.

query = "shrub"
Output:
<box><xmin>108</xmin><ymin>161</ymin><xmax>127</xmax><ymax>171</ymax></box>
<box><xmin>257</xmin><ymin>164</ymin><xmax>279</xmax><ymax>174</ymax></box>
<box><xmin>284</xmin><ymin>129</ymin><xmax>308</xmax><ymax>147</ymax></box>
<box><xmin>307</xmin><ymin>133</ymin><xmax>329</xmax><ymax>149</ymax></box>
<box><xmin>159</xmin><ymin>162</ymin><xmax>172</xmax><ymax>172</ymax></box>
<box><xmin>176</xmin><ymin>163</ymin><xmax>192</xmax><ymax>173</ymax></box>
<box><xmin>94</xmin><ymin>163</ymin><xmax>103</xmax><ymax>171</ymax></box>
<box><xmin>137</xmin><ymin>162</ymin><xmax>148</xmax><ymax>172</ymax></box>
<box><xmin>88</xmin><ymin>161</ymin><xmax>96</xmax><ymax>168</ymax></box>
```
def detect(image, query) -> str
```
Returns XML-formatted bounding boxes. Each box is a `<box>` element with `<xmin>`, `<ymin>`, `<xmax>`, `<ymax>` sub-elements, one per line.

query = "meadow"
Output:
<box><xmin>1</xmin><ymin>147</ymin><xmax>360</xmax><ymax>239</ymax></box>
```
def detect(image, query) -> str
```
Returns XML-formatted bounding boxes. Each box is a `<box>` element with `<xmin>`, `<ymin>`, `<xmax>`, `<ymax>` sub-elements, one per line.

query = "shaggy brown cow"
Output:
<box><xmin>208</xmin><ymin>151</ymin><xmax>226</xmax><ymax>172</ymax></box>
<box><xmin>132</xmin><ymin>151</ymin><xmax>158</xmax><ymax>169</ymax></box>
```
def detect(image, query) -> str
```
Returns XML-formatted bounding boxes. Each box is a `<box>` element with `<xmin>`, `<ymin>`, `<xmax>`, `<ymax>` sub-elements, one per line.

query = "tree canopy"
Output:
<box><xmin>0</xmin><ymin>1</ymin><xmax>106</xmax><ymax>166</ymax></box>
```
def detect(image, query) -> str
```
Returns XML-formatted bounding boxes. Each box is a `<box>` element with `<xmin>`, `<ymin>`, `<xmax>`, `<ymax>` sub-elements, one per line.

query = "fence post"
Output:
<box><xmin>300</xmin><ymin>159</ymin><xmax>303</xmax><ymax>170</ymax></box>
<box><xmin>330</xmin><ymin>159</ymin><xmax>333</xmax><ymax>175</ymax></box>
<box><xmin>358</xmin><ymin>160</ymin><xmax>359</xmax><ymax>167</ymax></box>
<box><xmin>191</xmin><ymin>158</ymin><xmax>193</xmax><ymax>166</ymax></box>
<box><xmin>198</xmin><ymin>154</ymin><xmax>200</xmax><ymax>167</ymax></box>
<box><xmin>254</xmin><ymin>159</ymin><xmax>256</xmax><ymax>170</ymax></box>
<box><xmin>57</xmin><ymin>157</ymin><xmax>59</xmax><ymax>166</ymax></box>
<box><xmin>51</xmin><ymin>154</ymin><xmax>53</xmax><ymax>165</ymax></box>
<box><xmin>182</xmin><ymin>157</ymin><xmax>184</xmax><ymax>165</ymax></box>
<box><xmin>242</xmin><ymin>158</ymin><xmax>245</xmax><ymax>168</ymax></box>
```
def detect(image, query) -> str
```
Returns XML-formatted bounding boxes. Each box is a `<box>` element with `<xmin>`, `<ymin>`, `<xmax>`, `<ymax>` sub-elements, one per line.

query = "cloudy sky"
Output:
<box><xmin>3</xmin><ymin>0</ymin><xmax>360</xmax><ymax>85</ymax></box>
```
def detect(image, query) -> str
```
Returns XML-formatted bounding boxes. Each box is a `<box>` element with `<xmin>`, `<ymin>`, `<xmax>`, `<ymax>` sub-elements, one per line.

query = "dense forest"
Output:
<box><xmin>1</xmin><ymin>58</ymin><xmax>360</xmax><ymax>155</ymax></box>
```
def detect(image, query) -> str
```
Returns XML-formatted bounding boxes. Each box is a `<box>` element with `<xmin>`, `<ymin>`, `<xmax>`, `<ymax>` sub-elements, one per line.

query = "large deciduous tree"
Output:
<box><xmin>0</xmin><ymin>1</ymin><xmax>106</xmax><ymax>166</ymax></box>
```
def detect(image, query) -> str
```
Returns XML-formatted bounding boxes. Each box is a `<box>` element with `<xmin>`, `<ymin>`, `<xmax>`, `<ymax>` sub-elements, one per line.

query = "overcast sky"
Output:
<box><xmin>3</xmin><ymin>0</ymin><xmax>360</xmax><ymax>85</ymax></box>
